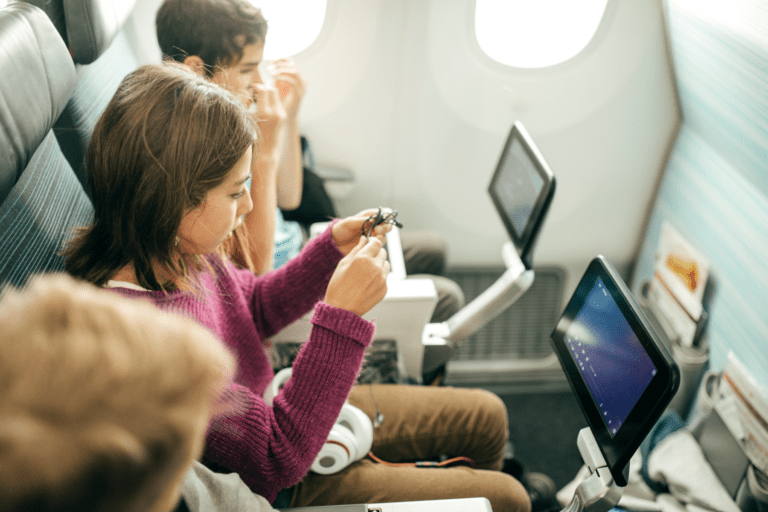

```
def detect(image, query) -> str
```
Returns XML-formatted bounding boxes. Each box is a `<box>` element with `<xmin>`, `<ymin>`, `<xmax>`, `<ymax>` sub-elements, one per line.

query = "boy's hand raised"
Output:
<box><xmin>331</xmin><ymin>209</ymin><xmax>392</xmax><ymax>256</ymax></box>
<box><xmin>324</xmin><ymin>237</ymin><xmax>390</xmax><ymax>317</ymax></box>
<box><xmin>248</xmin><ymin>82</ymin><xmax>286</xmax><ymax>152</ymax></box>
<box><xmin>269</xmin><ymin>58</ymin><xmax>306</xmax><ymax>120</ymax></box>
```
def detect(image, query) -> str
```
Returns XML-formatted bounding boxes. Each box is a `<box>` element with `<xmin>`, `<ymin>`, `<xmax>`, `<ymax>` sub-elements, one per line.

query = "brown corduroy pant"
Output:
<box><xmin>289</xmin><ymin>384</ymin><xmax>531</xmax><ymax>512</ymax></box>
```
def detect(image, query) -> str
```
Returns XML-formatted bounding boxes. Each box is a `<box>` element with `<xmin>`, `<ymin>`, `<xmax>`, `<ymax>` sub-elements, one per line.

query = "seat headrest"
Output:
<box><xmin>16</xmin><ymin>0</ymin><xmax>137</xmax><ymax>65</ymax></box>
<box><xmin>0</xmin><ymin>3</ymin><xmax>76</xmax><ymax>204</ymax></box>
<box><xmin>64</xmin><ymin>0</ymin><xmax>138</xmax><ymax>64</ymax></box>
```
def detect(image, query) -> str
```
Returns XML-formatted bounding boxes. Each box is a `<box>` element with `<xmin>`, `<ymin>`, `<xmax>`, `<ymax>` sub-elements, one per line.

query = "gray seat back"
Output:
<box><xmin>0</xmin><ymin>3</ymin><xmax>93</xmax><ymax>291</ymax></box>
<box><xmin>18</xmin><ymin>0</ymin><xmax>139</xmax><ymax>196</ymax></box>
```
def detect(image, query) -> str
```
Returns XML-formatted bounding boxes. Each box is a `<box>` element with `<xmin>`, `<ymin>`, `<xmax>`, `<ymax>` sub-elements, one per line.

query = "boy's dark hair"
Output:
<box><xmin>156</xmin><ymin>0</ymin><xmax>268</xmax><ymax>75</ymax></box>
<box><xmin>64</xmin><ymin>62</ymin><xmax>256</xmax><ymax>290</ymax></box>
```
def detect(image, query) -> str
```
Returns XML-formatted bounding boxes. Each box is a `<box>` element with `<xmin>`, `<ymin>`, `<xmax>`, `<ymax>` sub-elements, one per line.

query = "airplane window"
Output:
<box><xmin>251</xmin><ymin>0</ymin><xmax>327</xmax><ymax>59</ymax></box>
<box><xmin>474</xmin><ymin>0</ymin><xmax>609</xmax><ymax>68</ymax></box>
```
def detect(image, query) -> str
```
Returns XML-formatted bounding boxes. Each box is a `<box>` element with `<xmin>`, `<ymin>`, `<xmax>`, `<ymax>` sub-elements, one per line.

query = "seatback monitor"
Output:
<box><xmin>551</xmin><ymin>256</ymin><xmax>680</xmax><ymax>486</ymax></box>
<box><xmin>488</xmin><ymin>121</ymin><xmax>555</xmax><ymax>269</ymax></box>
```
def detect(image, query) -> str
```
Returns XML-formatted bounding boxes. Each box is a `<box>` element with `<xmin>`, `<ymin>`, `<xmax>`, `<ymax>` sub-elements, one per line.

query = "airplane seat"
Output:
<box><xmin>17</xmin><ymin>0</ymin><xmax>140</xmax><ymax>197</ymax></box>
<box><xmin>0</xmin><ymin>2</ymin><xmax>93</xmax><ymax>292</ymax></box>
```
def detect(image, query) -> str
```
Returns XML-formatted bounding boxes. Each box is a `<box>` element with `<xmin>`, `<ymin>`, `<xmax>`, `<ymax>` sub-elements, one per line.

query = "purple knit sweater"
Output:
<box><xmin>107</xmin><ymin>227</ymin><xmax>375</xmax><ymax>502</ymax></box>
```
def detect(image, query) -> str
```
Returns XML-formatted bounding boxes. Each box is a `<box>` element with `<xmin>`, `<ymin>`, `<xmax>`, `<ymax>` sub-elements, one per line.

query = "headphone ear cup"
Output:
<box><xmin>263</xmin><ymin>367</ymin><xmax>292</xmax><ymax>406</ymax></box>
<box><xmin>311</xmin><ymin>424</ymin><xmax>357</xmax><ymax>475</ymax></box>
<box><xmin>338</xmin><ymin>403</ymin><xmax>373</xmax><ymax>461</ymax></box>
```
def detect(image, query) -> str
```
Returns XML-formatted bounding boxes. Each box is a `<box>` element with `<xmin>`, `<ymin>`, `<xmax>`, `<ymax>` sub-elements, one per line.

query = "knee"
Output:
<box><xmin>436</xmin><ymin>277</ymin><xmax>465</xmax><ymax>309</ymax></box>
<box><xmin>468</xmin><ymin>389</ymin><xmax>509</xmax><ymax>452</ymax></box>
<box><xmin>479</xmin><ymin>388</ymin><xmax>508</xmax><ymax>428</ymax></box>
<box><xmin>431</xmin><ymin>276</ymin><xmax>465</xmax><ymax>322</ymax></box>
<box><xmin>485</xmin><ymin>471</ymin><xmax>532</xmax><ymax>512</ymax></box>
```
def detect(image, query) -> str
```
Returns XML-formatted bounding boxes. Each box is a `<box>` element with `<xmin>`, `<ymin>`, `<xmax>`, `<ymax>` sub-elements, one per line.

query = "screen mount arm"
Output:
<box><xmin>560</xmin><ymin>428</ymin><xmax>623</xmax><ymax>512</ymax></box>
<box><xmin>421</xmin><ymin>241</ymin><xmax>534</xmax><ymax>374</ymax></box>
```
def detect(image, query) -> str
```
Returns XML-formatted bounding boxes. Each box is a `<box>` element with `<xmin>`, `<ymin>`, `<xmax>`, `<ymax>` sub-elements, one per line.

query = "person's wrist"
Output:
<box><xmin>253</xmin><ymin>147</ymin><xmax>280</xmax><ymax>169</ymax></box>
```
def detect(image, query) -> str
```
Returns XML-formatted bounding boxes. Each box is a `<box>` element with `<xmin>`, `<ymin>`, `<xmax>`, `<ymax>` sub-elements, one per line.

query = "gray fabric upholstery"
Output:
<box><xmin>0</xmin><ymin>2</ymin><xmax>76</xmax><ymax>204</ymax></box>
<box><xmin>11</xmin><ymin>0</ymin><xmax>68</xmax><ymax>45</ymax></box>
<box><xmin>0</xmin><ymin>133</ymin><xmax>93</xmax><ymax>291</ymax></box>
<box><xmin>55</xmin><ymin>32</ymin><xmax>138</xmax><ymax>195</ymax></box>
<box><xmin>17</xmin><ymin>0</ymin><xmax>140</xmax><ymax>195</ymax></box>
<box><xmin>0</xmin><ymin>4</ymin><xmax>93</xmax><ymax>292</ymax></box>
<box><xmin>63</xmin><ymin>0</ymin><xmax>138</xmax><ymax>65</ymax></box>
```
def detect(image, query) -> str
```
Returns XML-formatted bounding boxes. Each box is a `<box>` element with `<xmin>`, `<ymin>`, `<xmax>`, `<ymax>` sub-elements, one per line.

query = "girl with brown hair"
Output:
<box><xmin>65</xmin><ymin>61</ymin><xmax>529</xmax><ymax>512</ymax></box>
<box><xmin>65</xmin><ymin>60</ymin><xmax>391</xmax><ymax>500</ymax></box>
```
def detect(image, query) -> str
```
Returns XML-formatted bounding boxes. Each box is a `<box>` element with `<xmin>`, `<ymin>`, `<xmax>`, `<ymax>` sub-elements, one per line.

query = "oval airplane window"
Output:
<box><xmin>252</xmin><ymin>0</ymin><xmax>327</xmax><ymax>59</ymax></box>
<box><xmin>474</xmin><ymin>0</ymin><xmax>609</xmax><ymax>68</ymax></box>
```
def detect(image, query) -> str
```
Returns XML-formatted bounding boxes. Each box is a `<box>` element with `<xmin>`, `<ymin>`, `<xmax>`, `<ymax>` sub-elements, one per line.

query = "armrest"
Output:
<box><xmin>281</xmin><ymin>497</ymin><xmax>493</xmax><ymax>511</ymax></box>
<box><xmin>314</xmin><ymin>162</ymin><xmax>355</xmax><ymax>200</ymax></box>
<box><xmin>384</xmin><ymin>225</ymin><xmax>407</xmax><ymax>280</ymax></box>
<box><xmin>269</xmin><ymin>277</ymin><xmax>437</xmax><ymax>383</ymax></box>
<box><xmin>314</xmin><ymin>162</ymin><xmax>354</xmax><ymax>182</ymax></box>
<box><xmin>289</xmin><ymin>221</ymin><xmax>427</xmax><ymax>381</ymax></box>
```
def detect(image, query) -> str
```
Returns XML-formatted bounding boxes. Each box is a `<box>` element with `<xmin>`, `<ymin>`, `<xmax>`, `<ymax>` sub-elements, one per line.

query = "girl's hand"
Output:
<box><xmin>324</xmin><ymin>237</ymin><xmax>390</xmax><ymax>317</ymax></box>
<box><xmin>331</xmin><ymin>209</ymin><xmax>392</xmax><ymax>256</ymax></box>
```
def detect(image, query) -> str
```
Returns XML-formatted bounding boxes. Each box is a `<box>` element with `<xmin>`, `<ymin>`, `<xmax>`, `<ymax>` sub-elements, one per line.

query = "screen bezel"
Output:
<box><xmin>550</xmin><ymin>256</ymin><xmax>680</xmax><ymax>486</ymax></box>
<box><xmin>487</xmin><ymin>121</ymin><xmax>556</xmax><ymax>270</ymax></box>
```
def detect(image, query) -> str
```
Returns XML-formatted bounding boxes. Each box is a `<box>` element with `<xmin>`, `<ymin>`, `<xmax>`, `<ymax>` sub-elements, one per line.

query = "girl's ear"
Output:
<box><xmin>182</xmin><ymin>55</ymin><xmax>207</xmax><ymax>76</ymax></box>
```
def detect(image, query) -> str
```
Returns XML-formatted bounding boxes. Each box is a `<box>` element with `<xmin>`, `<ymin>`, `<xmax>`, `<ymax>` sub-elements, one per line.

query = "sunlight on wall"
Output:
<box><xmin>251</xmin><ymin>0</ymin><xmax>327</xmax><ymax>59</ymax></box>
<box><xmin>475</xmin><ymin>0</ymin><xmax>609</xmax><ymax>68</ymax></box>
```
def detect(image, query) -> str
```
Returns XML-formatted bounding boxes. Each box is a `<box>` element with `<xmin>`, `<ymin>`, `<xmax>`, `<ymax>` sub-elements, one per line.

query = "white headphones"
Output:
<box><xmin>311</xmin><ymin>401</ymin><xmax>373</xmax><ymax>474</ymax></box>
<box><xmin>264</xmin><ymin>368</ymin><xmax>374</xmax><ymax>475</ymax></box>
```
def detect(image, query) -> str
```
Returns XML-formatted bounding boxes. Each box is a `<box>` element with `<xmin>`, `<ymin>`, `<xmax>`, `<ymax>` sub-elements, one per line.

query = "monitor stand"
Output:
<box><xmin>422</xmin><ymin>241</ymin><xmax>534</xmax><ymax>374</ymax></box>
<box><xmin>562</xmin><ymin>428</ymin><xmax>624</xmax><ymax>512</ymax></box>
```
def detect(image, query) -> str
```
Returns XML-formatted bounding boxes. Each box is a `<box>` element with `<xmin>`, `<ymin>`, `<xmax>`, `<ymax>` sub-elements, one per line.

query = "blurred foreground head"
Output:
<box><xmin>0</xmin><ymin>274</ymin><xmax>235</xmax><ymax>512</ymax></box>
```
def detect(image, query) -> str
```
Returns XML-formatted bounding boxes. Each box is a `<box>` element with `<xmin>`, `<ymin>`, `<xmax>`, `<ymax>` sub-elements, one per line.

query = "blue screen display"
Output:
<box><xmin>565</xmin><ymin>277</ymin><xmax>657</xmax><ymax>437</ymax></box>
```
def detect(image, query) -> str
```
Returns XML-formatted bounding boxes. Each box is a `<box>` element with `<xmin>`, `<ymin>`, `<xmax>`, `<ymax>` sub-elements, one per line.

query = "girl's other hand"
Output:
<box><xmin>324</xmin><ymin>237</ymin><xmax>390</xmax><ymax>317</ymax></box>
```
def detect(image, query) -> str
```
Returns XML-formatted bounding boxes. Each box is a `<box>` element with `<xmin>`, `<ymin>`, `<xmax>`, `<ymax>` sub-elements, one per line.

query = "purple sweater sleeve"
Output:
<box><xmin>204</xmin><ymin>303</ymin><xmax>374</xmax><ymax>501</ymax></box>
<box><xmin>201</xmin><ymin>225</ymin><xmax>376</xmax><ymax>501</ymax></box>
<box><xmin>237</xmin><ymin>224</ymin><xmax>345</xmax><ymax>340</ymax></box>
<box><xmin>106</xmin><ymin>225</ymin><xmax>376</xmax><ymax>502</ymax></box>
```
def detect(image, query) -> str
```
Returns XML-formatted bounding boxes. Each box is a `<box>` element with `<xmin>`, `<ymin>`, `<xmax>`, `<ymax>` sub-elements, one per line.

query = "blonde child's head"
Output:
<box><xmin>0</xmin><ymin>273</ymin><xmax>235</xmax><ymax>512</ymax></box>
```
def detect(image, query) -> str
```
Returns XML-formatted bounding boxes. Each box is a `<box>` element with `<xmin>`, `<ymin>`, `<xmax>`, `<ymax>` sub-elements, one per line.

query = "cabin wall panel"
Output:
<box><xmin>298</xmin><ymin>0</ymin><xmax>679</xmax><ymax>301</ymax></box>
<box><xmin>631</xmin><ymin>0</ymin><xmax>768</xmax><ymax>383</ymax></box>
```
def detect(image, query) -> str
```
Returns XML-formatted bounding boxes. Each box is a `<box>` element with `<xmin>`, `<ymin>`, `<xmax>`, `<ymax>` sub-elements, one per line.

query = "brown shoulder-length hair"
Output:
<box><xmin>64</xmin><ymin>62</ymin><xmax>257</xmax><ymax>290</ymax></box>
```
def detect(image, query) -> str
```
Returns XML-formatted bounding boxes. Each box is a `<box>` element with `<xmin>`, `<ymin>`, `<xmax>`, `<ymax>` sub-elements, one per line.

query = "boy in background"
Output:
<box><xmin>155</xmin><ymin>0</ymin><xmax>464</xmax><ymax>325</ymax></box>
<box><xmin>156</xmin><ymin>0</ymin><xmax>305</xmax><ymax>275</ymax></box>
